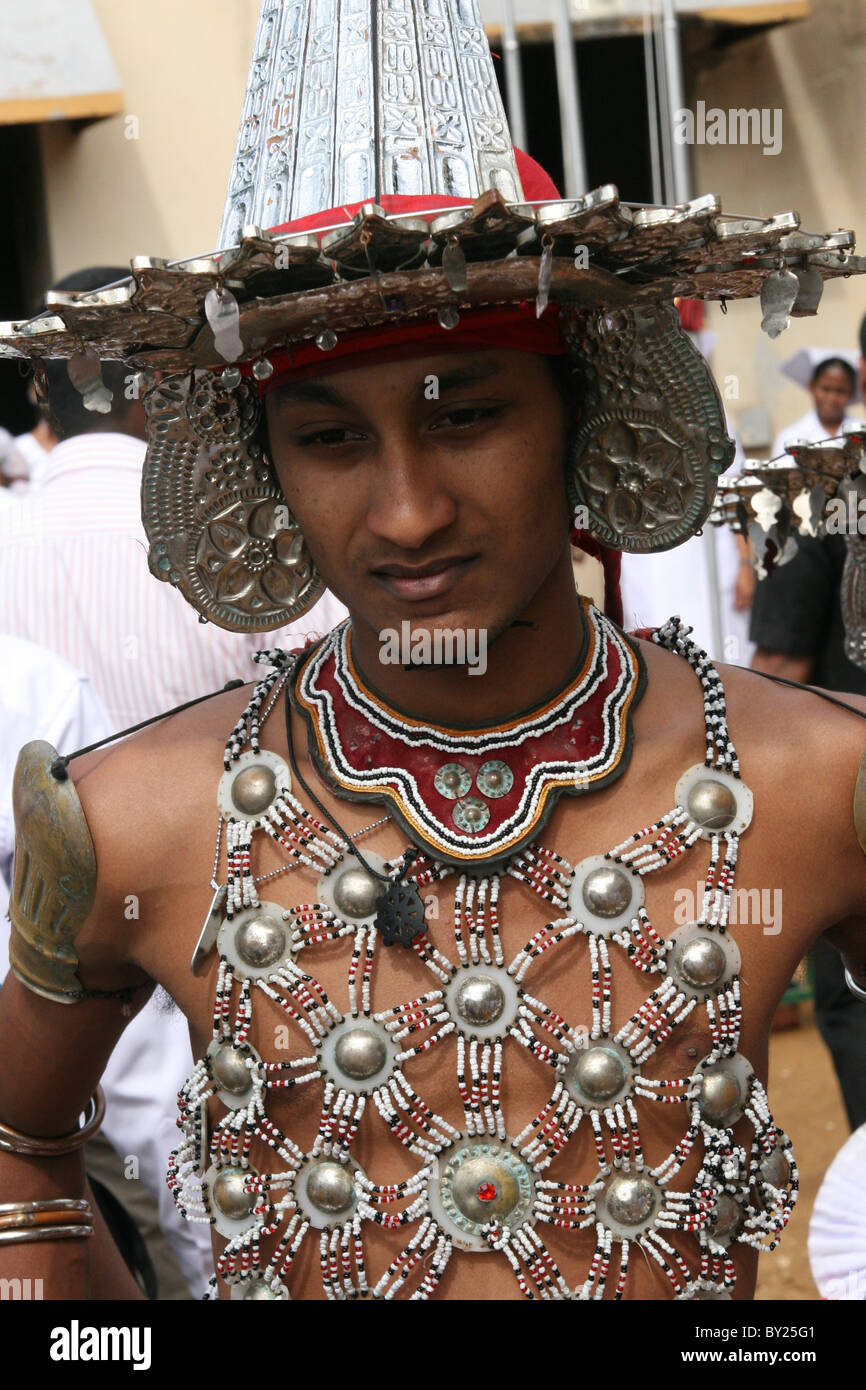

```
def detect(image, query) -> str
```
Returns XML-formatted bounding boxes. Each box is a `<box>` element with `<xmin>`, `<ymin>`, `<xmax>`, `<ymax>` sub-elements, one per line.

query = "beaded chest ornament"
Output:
<box><xmin>170</xmin><ymin>608</ymin><xmax>796</xmax><ymax>1300</ymax></box>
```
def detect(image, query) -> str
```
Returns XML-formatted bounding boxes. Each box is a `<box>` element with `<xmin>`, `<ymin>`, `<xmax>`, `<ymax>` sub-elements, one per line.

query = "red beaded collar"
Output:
<box><xmin>291</xmin><ymin>599</ymin><xmax>646</xmax><ymax>868</ymax></box>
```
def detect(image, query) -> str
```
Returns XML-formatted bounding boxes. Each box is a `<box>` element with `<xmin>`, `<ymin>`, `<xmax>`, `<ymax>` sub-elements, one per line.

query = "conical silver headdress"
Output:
<box><xmin>219</xmin><ymin>0</ymin><xmax>524</xmax><ymax>246</ymax></box>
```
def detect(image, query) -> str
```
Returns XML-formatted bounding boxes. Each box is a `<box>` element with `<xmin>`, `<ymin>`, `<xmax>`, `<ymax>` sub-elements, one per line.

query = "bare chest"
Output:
<box><xmin>143</xmin><ymin>733</ymin><xmax>801</xmax><ymax>1302</ymax></box>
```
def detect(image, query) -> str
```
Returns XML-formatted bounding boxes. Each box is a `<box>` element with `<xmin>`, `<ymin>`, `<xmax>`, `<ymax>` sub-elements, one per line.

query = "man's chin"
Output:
<box><xmin>376</xmin><ymin>607</ymin><xmax>496</xmax><ymax>639</ymax></box>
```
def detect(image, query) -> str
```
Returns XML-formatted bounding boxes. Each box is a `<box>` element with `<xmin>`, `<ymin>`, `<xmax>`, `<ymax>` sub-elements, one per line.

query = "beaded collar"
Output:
<box><xmin>290</xmin><ymin>599</ymin><xmax>646</xmax><ymax>868</ymax></box>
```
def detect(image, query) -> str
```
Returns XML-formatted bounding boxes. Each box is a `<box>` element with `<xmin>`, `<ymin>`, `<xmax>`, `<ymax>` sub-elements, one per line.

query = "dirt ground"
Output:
<box><xmin>754</xmin><ymin>1008</ymin><xmax>849</xmax><ymax>1301</ymax></box>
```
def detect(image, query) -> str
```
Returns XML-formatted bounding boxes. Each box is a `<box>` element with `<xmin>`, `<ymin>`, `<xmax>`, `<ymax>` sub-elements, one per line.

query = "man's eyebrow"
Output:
<box><xmin>269</xmin><ymin>380</ymin><xmax>350</xmax><ymax>408</ymax></box>
<box><xmin>431</xmin><ymin>360</ymin><xmax>505</xmax><ymax>395</ymax></box>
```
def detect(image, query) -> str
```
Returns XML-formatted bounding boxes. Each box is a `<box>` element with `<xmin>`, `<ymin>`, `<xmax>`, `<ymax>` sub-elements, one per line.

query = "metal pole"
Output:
<box><xmin>552</xmin><ymin>0</ymin><xmax>587</xmax><ymax>198</ymax></box>
<box><xmin>654</xmin><ymin>0</ymin><xmax>675</xmax><ymax>203</ymax></box>
<box><xmin>501</xmin><ymin>0</ymin><xmax>528</xmax><ymax>153</ymax></box>
<box><xmin>660</xmin><ymin>0</ymin><xmax>692</xmax><ymax>202</ymax></box>
<box><xmin>659</xmin><ymin>0</ymin><xmax>724</xmax><ymax>661</ymax></box>
<box><xmin>642</xmin><ymin>2</ymin><xmax>663</xmax><ymax>205</ymax></box>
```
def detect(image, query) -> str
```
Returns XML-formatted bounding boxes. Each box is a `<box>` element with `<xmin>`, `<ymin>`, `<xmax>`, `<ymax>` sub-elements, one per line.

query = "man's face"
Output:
<box><xmin>264</xmin><ymin>350</ymin><xmax>571</xmax><ymax>647</ymax></box>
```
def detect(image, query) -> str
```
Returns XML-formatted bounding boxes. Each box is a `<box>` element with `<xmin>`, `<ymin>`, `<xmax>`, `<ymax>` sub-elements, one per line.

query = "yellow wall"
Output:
<box><xmin>39</xmin><ymin>0</ymin><xmax>260</xmax><ymax>275</ymax></box>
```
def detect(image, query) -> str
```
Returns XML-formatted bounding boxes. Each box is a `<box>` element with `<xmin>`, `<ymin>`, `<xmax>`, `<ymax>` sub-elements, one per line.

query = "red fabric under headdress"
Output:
<box><xmin>259</xmin><ymin>147</ymin><xmax>624</xmax><ymax>624</ymax></box>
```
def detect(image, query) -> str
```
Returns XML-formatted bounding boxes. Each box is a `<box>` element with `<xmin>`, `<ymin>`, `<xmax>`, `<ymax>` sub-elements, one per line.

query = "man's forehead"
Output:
<box><xmin>267</xmin><ymin>352</ymin><xmax>520</xmax><ymax>406</ymax></box>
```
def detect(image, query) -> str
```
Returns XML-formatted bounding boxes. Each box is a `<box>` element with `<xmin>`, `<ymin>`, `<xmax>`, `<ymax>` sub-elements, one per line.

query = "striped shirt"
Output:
<box><xmin>0</xmin><ymin>432</ymin><xmax>347</xmax><ymax>732</ymax></box>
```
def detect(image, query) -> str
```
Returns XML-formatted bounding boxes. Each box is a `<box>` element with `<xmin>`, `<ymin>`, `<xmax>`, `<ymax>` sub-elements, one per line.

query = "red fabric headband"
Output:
<box><xmin>252</xmin><ymin>303</ymin><xmax>567</xmax><ymax>393</ymax></box>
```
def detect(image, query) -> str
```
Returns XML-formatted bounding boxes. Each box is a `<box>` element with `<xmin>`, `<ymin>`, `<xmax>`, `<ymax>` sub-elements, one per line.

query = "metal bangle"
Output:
<box><xmin>0</xmin><ymin>1198</ymin><xmax>90</xmax><ymax>1216</ymax></box>
<box><xmin>0</xmin><ymin>1201</ymin><xmax>93</xmax><ymax>1233</ymax></box>
<box><xmin>844</xmin><ymin>967</ymin><xmax>866</xmax><ymax>1002</ymax></box>
<box><xmin>0</xmin><ymin>1215</ymin><xmax>93</xmax><ymax>1235</ymax></box>
<box><xmin>0</xmin><ymin>1089</ymin><xmax>105</xmax><ymax>1157</ymax></box>
<box><xmin>0</xmin><ymin>1224</ymin><xmax>94</xmax><ymax>1247</ymax></box>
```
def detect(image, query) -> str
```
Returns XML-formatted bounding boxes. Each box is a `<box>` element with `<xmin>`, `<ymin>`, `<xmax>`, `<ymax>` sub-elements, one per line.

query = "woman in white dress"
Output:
<box><xmin>770</xmin><ymin>349</ymin><xmax>860</xmax><ymax>460</ymax></box>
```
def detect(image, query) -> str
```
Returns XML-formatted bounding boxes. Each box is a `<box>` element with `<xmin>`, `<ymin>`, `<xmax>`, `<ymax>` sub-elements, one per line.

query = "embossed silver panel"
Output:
<box><xmin>217</xmin><ymin>0</ymin><xmax>523</xmax><ymax>248</ymax></box>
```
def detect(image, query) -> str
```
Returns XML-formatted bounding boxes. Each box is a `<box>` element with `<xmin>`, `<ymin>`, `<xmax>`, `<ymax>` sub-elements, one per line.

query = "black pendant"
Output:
<box><xmin>376</xmin><ymin>879</ymin><xmax>428</xmax><ymax>948</ymax></box>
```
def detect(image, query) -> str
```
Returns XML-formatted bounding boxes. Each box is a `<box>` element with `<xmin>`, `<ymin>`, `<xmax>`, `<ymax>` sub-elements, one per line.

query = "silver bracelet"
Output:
<box><xmin>844</xmin><ymin>966</ymin><xmax>866</xmax><ymax>1001</ymax></box>
<box><xmin>0</xmin><ymin>1199</ymin><xmax>90</xmax><ymax>1217</ymax></box>
<box><xmin>0</xmin><ymin>1225</ymin><xmax>94</xmax><ymax>1247</ymax></box>
<box><xmin>0</xmin><ymin>1089</ymin><xmax>104</xmax><ymax>1156</ymax></box>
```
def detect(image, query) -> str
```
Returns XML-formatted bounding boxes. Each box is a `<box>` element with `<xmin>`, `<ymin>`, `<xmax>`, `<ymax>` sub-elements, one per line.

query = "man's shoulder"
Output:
<box><xmin>717</xmin><ymin>660</ymin><xmax>866</xmax><ymax>827</ymax></box>
<box><xmin>636</xmin><ymin>638</ymin><xmax>866</xmax><ymax>812</ymax></box>
<box><xmin>70</xmin><ymin>680</ymin><xmax>257</xmax><ymax>887</ymax></box>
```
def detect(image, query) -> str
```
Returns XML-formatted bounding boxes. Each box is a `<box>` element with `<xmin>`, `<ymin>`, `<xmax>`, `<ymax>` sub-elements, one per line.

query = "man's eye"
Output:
<box><xmin>431</xmin><ymin>406</ymin><xmax>502</xmax><ymax>430</ymax></box>
<box><xmin>295</xmin><ymin>427</ymin><xmax>364</xmax><ymax>447</ymax></box>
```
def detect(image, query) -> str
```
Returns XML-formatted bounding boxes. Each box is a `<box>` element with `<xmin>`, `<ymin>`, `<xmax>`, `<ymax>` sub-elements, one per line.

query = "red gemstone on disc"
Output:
<box><xmin>477</xmin><ymin>1182</ymin><xmax>497</xmax><ymax>1202</ymax></box>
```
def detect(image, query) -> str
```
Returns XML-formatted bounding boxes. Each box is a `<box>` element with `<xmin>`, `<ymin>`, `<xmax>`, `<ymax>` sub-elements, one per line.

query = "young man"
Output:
<box><xmin>2</xmin><ymin>0</ymin><xmax>866</xmax><ymax>1302</ymax></box>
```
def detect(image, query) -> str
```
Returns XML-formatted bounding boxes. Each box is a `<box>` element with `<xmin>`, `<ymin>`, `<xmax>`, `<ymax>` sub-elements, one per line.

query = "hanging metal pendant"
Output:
<box><xmin>792</xmin><ymin>265</ymin><xmax>824</xmax><ymax>316</ymax></box>
<box><xmin>535</xmin><ymin>239</ymin><xmax>554</xmax><ymax>318</ymax></box>
<box><xmin>375</xmin><ymin>877</ymin><xmax>427</xmax><ymax>948</ymax></box>
<box><xmin>205</xmin><ymin>286</ymin><xmax>244</xmax><ymax>362</ymax></box>
<box><xmin>442</xmin><ymin>241</ymin><xmax>468</xmax><ymax>292</ymax></box>
<box><xmin>760</xmin><ymin>267</ymin><xmax>800</xmax><ymax>338</ymax></box>
<box><xmin>67</xmin><ymin>351</ymin><xmax>114</xmax><ymax>414</ymax></box>
<box><xmin>190</xmin><ymin>884</ymin><xmax>227</xmax><ymax>976</ymax></box>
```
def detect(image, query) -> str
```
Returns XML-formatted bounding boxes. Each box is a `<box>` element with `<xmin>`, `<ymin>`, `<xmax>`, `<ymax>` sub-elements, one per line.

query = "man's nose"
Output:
<box><xmin>364</xmin><ymin>438</ymin><xmax>457</xmax><ymax>550</ymax></box>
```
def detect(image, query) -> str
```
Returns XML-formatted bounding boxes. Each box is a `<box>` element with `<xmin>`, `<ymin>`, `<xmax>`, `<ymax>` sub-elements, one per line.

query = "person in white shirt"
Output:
<box><xmin>0</xmin><ymin>269</ymin><xmax>346</xmax><ymax>733</ymax></box>
<box><xmin>0</xmin><ymin>637</ymin><xmax>109</xmax><ymax>897</ymax></box>
<box><xmin>11</xmin><ymin>380</ymin><xmax>58</xmax><ymax>490</ymax></box>
<box><xmin>0</xmin><ymin>634</ymin><xmax>213</xmax><ymax>1297</ymax></box>
<box><xmin>0</xmin><ymin>428</ymin><xmax>26</xmax><ymax>494</ymax></box>
<box><xmin>770</xmin><ymin>350</ymin><xmax>860</xmax><ymax>461</ymax></box>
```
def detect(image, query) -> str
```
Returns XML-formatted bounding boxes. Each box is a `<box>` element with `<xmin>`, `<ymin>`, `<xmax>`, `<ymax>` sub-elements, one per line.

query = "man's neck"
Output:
<box><xmin>346</xmin><ymin>550</ymin><xmax>591</xmax><ymax>727</ymax></box>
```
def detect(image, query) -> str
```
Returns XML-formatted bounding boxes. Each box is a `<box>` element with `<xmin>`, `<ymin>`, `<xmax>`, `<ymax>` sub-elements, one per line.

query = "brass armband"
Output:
<box><xmin>855</xmin><ymin>745</ymin><xmax>866</xmax><ymax>860</ymax></box>
<box><xmin>8</xmin><ymin>741</ymin><xmax>97</xmax><ymax>1004</ymax></box>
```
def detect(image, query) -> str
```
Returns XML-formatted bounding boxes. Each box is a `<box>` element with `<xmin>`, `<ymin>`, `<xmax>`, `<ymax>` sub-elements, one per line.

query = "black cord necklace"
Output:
<box><xmin>283</xmin><ymin>681</ymin><xmax>427</xmax><ymax>948</ymax></box>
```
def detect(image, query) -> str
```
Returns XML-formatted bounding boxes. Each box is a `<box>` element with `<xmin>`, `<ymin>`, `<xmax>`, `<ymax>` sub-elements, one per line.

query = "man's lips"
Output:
<box><xmin>372</xmin><ymin>556</ymin><xmax>478</xmax><ymax>600</ymax></box>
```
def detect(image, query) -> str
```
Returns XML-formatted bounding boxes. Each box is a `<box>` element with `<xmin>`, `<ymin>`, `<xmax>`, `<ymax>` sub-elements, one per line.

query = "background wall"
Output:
<box><xmin>39</xmin><ymin>0</ymin><xmax>260</xmax><ymax>273</ymax></box>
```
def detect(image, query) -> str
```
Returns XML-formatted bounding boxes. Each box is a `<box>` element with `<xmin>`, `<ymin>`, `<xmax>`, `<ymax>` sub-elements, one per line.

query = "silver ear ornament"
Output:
<box><xmin>565</xmin><ymin>302</ymin><xmax>735</xmax><ymax>553</ymax></box>
<box><xmin>142</xmin><ymin>372</ymin><xmax>324</xmax><ymax>632</ymax></box>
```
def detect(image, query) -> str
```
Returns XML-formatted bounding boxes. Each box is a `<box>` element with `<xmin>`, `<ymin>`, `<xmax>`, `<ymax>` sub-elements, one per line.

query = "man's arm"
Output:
<box><xmin>823</xmin><ymin>729</ymin><xmax>866</xmax><ymax>988</ymax></box>
<box><xmin>0</xmin><ymin>975</ymin><xmax>149</xmax><ymax>1299</ymax></box>
<box><xmin>0</xmin><ymin>741</ymin><xmax>152</xmax><ymax>1298</ymax></box>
